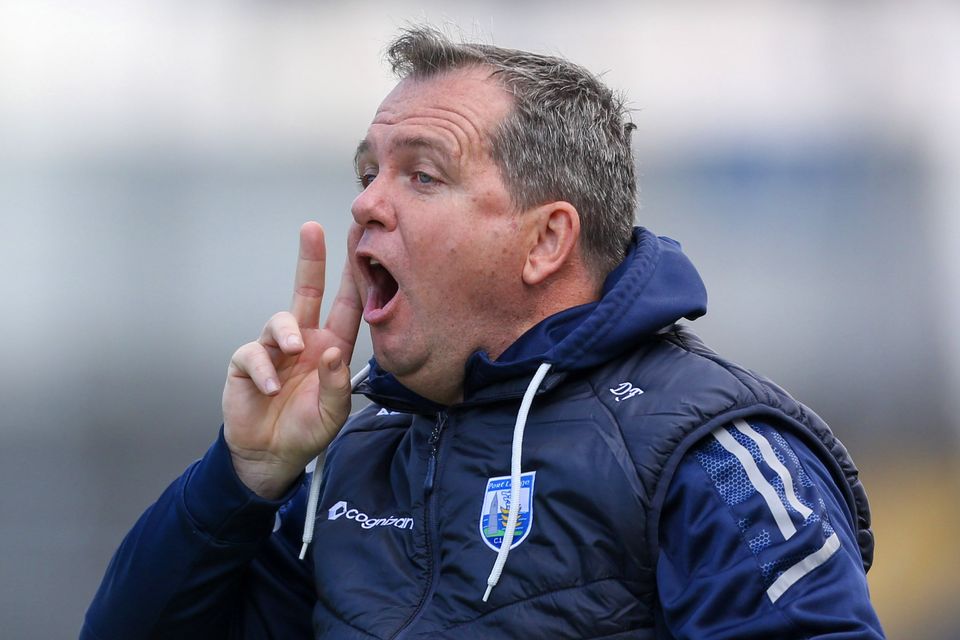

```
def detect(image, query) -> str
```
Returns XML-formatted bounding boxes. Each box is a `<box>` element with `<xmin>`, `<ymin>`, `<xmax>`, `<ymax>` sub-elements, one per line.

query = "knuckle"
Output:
<box><xmin>295</xmin><ymin>285</ymin><xmax>323</xmax><ymax>299</ymax></box>
<box><xmin>232</xmin><ymin>341</ymin><xmax>258</xmax><ymax>361</ymax></box>
<box><xmin>333</xmin><ymin>293</ymin><xmax>362</xmax><ymax>312</ymax></box>
<box><xmin>267</xmin><ymin>311</ymin><xmax>290</xmax><ymax>328</ymax></box>
<box><xmin>252</xmin><ymin>362</ymin><xmax>274</xmax><ymax>377</ymax></box>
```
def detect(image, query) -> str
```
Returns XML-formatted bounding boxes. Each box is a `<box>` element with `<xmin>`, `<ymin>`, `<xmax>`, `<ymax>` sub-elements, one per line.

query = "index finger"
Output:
<box><xmin>290</xmin><ymin>222</ymin><xmax>326</xmax><ymax>328</ymax></box>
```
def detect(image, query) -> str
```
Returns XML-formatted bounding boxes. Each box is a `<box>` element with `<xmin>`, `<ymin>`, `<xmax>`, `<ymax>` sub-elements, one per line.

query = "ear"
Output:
<box><xmin>522</xmin><ymin>201</ymin><xmax>581</xmax><ymax>286</ymax></box>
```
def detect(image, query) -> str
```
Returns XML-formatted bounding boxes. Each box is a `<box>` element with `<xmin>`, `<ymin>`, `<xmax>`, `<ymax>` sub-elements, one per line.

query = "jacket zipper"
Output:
<box><xmin>423</xmin><ymin>412</ymin><xmax>446</xmax><ymax>493</ymax></box>
<box><xmin>391</xmin><ymin>411</ymin><xmax>448</xmax><ymax>640</ymax></box>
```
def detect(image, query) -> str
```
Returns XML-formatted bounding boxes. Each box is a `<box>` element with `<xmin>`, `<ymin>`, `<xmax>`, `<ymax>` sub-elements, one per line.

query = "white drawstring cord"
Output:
<box><xmin>298</xmin><ymin>449</ymin><xmax>325</xmax><ymax>560</ymax></box>
<box><xmin>482</xmin><ymin>362</ymin><xmax>552</xmax><ymax>602</ymax></box>
<box><xmin>299</xmin><ymin>363</ymin><xmax>372</xmax><ymax>560</ymax></box>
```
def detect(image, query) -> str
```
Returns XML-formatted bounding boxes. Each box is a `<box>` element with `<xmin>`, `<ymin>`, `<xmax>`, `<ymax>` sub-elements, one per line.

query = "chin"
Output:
<box><xmin>371</xmin><ymin>344</ymin><xmax>454</xmax><ymax>402</ymax></box>
<box><xmin>370</xmin><ymin>339</ymin><xmax>417</xmax><ymax>378</ymax></box>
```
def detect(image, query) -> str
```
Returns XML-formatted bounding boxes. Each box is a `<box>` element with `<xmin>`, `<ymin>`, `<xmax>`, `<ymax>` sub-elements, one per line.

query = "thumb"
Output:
<box><xmin>316</xmin><ymin>346</ymin><xmax>353</xmax><ymax>432</ymax></box>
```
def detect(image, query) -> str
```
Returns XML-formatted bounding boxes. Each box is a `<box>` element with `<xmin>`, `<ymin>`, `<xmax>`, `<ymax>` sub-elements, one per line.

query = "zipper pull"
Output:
<box><xmin>424</xmin><ymin>456</ymin><xmax>437</xmax><ymax>494</ymax></box>
<box><xmin>424</xmin><ymin>413</ymin><xmax>447</xmax><ymax>494</ymax></box>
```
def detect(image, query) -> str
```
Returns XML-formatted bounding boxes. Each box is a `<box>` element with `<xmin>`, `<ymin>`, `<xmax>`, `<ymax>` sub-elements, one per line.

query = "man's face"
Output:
<box><xmin>351</xmin><ymin>67</ymin><xmax>532</xmax><ymax>404</ymax></box>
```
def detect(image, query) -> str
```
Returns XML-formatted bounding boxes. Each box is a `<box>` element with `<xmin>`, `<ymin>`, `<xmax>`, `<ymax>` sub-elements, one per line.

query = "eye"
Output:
<box><xmin>357</xmin><ymin>172</ymin><xmax>377</xmax><ymax>189</ymax></box>
<box><xmin>413</xmin><ymin>171</ymin><xmax>436</xmax><ymax>185</ymax></box>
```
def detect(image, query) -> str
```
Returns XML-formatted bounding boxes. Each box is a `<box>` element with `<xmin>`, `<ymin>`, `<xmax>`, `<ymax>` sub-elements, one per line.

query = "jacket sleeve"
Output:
<box><xmin>81</xmin><ymin>428</ymin><xmax>315</xmax><ymax>640</ymax></box>
<box><xmin>655</xmin><ymin>419</ymin><xmax>885</xmax><ymax>639</ymax></box>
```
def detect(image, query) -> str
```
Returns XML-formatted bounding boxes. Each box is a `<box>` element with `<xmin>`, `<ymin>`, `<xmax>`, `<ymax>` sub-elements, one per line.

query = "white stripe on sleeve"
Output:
<box><xmin>766</xmin><ymin>533</ymin><xmax>841</xmax><ymax>603</ymax></box>
<box><xmin>712</xmin><ymin>426</ymin><xmax>797</xmax><ymax>540</ymax></box>
<box><xmin>733</xmin><ymin>419</ymin><xmax>813</xmax><ymax>520</ymax></box>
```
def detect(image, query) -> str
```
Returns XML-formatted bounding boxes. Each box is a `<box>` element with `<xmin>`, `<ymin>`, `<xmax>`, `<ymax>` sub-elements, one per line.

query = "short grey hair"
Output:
<box><xmin>386</xmin><ymin>26</ymin><xmax>636</xmax><ymax>280</ymax></box>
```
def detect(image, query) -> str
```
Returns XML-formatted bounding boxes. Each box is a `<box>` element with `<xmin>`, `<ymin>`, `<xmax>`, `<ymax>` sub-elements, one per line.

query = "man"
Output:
<box><xmin>83</xmin><ymin>26</ymin><xmax>884</xmax><ymax>639</ymax></box>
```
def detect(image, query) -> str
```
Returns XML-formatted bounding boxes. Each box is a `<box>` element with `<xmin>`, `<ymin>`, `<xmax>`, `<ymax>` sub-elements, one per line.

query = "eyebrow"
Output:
<box><xmin>353</xmin><ymin>135</ymin><xmax>454</xmax><ymax>169</ymax></box>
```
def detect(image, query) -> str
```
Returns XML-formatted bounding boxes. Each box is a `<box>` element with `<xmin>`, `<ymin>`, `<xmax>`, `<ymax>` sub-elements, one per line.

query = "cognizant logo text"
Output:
<box><xmin>327</xmin><ymin>500</ymin><xmax>414</xmax><ymax>530</ymax></box>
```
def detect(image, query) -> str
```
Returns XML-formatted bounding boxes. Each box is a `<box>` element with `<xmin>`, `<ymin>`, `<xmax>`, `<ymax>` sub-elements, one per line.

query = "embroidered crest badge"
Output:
<box><xmin>478</xmin><ymin>471</ymin><xmax>536</xmax><ymax>552</ymax></box>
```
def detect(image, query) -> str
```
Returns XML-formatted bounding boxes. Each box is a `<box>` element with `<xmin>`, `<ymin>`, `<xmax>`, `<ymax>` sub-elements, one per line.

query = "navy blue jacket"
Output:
<box><xmin>83</xmin><ymin>228</ymin><xmax>884</xmax><ymax>638</ymax></box>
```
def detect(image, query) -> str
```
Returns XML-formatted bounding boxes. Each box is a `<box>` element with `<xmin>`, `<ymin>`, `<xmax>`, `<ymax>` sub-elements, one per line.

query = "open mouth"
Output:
<box><xmin>362</xmin><ymin>257</ymin><xmax>400</xmax><ymax>320</ymax></box>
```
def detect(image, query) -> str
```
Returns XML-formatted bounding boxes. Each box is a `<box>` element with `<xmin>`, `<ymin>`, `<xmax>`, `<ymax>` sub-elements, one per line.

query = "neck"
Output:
<box><xmin>394</xmin><ymin>270</ymin><xmax>602</xmax><ymax>406</ymax></box>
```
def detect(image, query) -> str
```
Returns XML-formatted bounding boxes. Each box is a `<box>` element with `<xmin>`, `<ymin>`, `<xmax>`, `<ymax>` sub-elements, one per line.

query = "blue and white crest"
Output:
<box><xmin>478</xmin><ymin>471</ymin><xmax>536</xmax><ymax>552</ymax></box>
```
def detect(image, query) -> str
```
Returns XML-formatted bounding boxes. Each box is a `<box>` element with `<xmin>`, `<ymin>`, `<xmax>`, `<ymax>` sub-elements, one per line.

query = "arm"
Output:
<box><xmin>656</xmin><ymin>419</ymin><xmax>885</xmax><ymax>639</ymax></box>
<box><xmin>83</xmin><ymin>222</ymin><xmax>363</xmax><ymax>638</ymax></box>
<box><xmin>81</xmin><ymin>431</ymin><xmax>314</xmax><ymax>640</ymax></box>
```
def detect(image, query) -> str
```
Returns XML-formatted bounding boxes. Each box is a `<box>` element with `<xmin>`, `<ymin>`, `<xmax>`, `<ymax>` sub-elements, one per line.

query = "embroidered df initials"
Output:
<box><xmin>610</xmin><ymin>382</ymin><xmax>644</xmax><ymax>402</ymax></box>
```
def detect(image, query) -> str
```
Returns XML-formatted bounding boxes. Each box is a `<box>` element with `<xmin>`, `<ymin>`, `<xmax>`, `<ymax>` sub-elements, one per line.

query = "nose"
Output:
<box><xmin>351</xmin><ymin>175</ymin><xmax>397</xmax><ymax>231</ymax></box>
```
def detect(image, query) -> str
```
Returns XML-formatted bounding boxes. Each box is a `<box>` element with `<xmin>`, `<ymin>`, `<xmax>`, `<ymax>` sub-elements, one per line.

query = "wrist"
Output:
<box><xmin>228</xmin><ymin>451</ymin><xmax>304</xmax><ymax>500</ymax></box>
<box><xmin>182</xmin><ymin>429</ymin><xmax>299</xmax><ymax>544</ymax></box>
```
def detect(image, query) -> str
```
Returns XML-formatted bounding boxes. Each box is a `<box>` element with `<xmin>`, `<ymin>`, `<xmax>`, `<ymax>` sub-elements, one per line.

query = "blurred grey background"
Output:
<box><xmin>1</xmin><ymin>1</ymin><xmax>958</xmax><ymax>637</ymax></box>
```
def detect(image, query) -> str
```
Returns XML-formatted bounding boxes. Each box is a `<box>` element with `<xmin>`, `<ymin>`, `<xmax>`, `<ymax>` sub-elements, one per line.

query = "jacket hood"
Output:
<box><xmin>358</xmin><ymin>227</ymin><xmax>707</xmax><ymax>410</ymax></box>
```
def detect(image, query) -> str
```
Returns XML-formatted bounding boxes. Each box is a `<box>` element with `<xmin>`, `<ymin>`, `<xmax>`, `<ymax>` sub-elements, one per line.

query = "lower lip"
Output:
<box><xmin>363</xmin><ymin>288</ymin><xmax>401</xmax><ymax>325</ymax></box>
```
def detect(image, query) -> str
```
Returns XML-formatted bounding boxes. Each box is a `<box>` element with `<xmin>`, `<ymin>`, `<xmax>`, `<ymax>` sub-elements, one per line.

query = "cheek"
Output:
<box><xmin>482</xmin><ymin>222</ymin><xmax>525</xmax><ymax>273</ymax></box>
<box><xmin>406</xmin><ymin>198</ymin><xmax>522</xmax><ymax>293</ymax></box>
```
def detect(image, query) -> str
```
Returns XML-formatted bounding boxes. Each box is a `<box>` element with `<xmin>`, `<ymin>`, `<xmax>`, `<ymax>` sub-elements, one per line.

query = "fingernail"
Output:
<box><xmin>265</xmin><ymin>378</ymin><xmax>280</xmax><ymax>394</ymax></box>
<box><xmin>286</xmin><ymin>335</ymin><xmax>303</xmax><ymax>349</ymax></box>
<box><xmin>329</xmin><ymin>359</ymin><xmax>342</xmax><ymax>372</ymax></box>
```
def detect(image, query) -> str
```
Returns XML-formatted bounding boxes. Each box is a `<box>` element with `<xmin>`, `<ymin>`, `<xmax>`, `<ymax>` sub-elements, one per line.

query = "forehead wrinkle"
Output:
<box><xmin>392</xmin><ymin>119</ymin><xmax>468</xmax><ymax>165</ymax></box>
<box><xmin>419</xmin><ymin>103</ymin><xmax>500</xmax><ymax>158</ymax></box>
<box><xmin>373</xmin><ymin>100</ymin><xmax>502</xmax><ymax>161</ymax></box>
<box><xmin>390</xmin><ymin>134</ymin><xmax>458</xmax><ymax>162</ymax></box>
<box><xmin>357</xmin><ymin>124</ymin><xmax>463</xmax><ymax>171</ymax></box>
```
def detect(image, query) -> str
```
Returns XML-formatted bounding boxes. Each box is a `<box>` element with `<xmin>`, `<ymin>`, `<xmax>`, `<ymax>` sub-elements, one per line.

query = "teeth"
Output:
<box><xmin>369</xmin><ymin>258</ymin><xmax>380</xmax><ymax>267</ymax></box>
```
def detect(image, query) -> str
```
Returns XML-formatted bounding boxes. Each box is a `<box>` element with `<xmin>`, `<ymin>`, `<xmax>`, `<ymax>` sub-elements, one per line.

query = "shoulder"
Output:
<box><xmin>656</xmin><ymin>418</ymin><xmax>883</xmax><ymax>637</ymax></box>
<box><xmin>583</xmin><ymin>327</ymin><xmax>766</xmax><ymax>431</ymax></box>
<box><xmin>575</xmin><ymin>330</ymin><xmax>772</xmax><ymax>501</ymax></box>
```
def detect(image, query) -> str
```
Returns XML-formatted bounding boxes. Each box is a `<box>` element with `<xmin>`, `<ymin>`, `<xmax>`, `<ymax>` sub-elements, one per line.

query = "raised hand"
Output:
<box><xmin>222</xmin><ymin>222</ymin><xmax>363</xmax><ymax>499</ymax></box>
